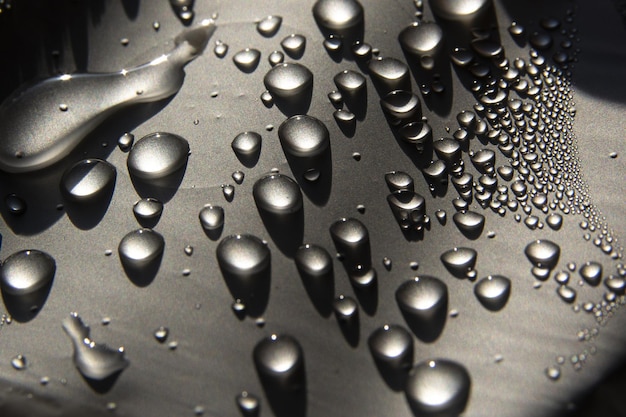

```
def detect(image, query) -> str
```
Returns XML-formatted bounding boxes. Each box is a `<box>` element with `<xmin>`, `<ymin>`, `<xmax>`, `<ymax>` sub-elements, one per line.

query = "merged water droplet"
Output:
<box><xmin>257</xmin><ymin>15</ymin><xmax>283</xmax><ymax>37</ymax></box>
<box><xmin>0</xmin><ymin>249</ymin><xmax>55</xmax><ymax>296</ymax></box>
<box><xmin>474</xmin><ymin>275</ymin><xmax>511</xmax><ymax>311</ymax></box>
<box><xmin>253</xmin><ymin>173</ymin><xmax>303</xmax><ymax>214</ymax></box>
<box><xmin>405</xmin><ymin>359</ymin><xmax>471</xmax><ymax>417</ymax></box>
<box><xmin>525</xmin><ymin>240</ymin><xmax>560</xmax><ymax>269</ymax></box>
<box><xmin>62</xmin><ymin>312</ymin><xmax>129</xmax><ymax>380</ymax></box>
<box><xmin>127</xmin><ymin>132</ymin><xmax>189</xmax><ymax>180</ymax></box>
<box><xmin>233</xmin><ymin>48</ymin><xmax>262</xmax><ymax>72</ymax></box>
<box><xmin>263</xmin><ymin>63</ymin><xmax>313</xmax><ymax>99</ymax></box>
<box><xmin>253</xmin><ymin>334</ymin><xmax>305</xmax><ymax>391</ymax></box>
<box><xmin>60</xmin><ymin>159</ymin><xmax>116</xmax><ymax>203</ymax></box>
<box><xmin>440</xmin><ymin>247</ymin><xmax>477</xmax><ymax>278</ymax></box>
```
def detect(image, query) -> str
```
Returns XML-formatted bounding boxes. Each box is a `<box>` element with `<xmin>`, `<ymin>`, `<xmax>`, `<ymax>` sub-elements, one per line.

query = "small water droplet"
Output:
<box><xmin>118</xmin><ymin>228</ymin><xmax>165</xmax><ymax>274</ymax></box>
<box><xmin>398</xmin><ymin>22</ymin><xmax>444</xmax><ymax>58</ymax></box>
<box><xmin>440</xmin><ymin>247</ymin><xmax>477</xmax><ymax>278</ymax></box>
<box><xmin>368</xmin><ymin>57</ymin><xmax>411</xmax><ymax>95</ymax></box>
<box><xmin>330</xmin><ymin>217</ymin><xmax>370</xmax><ymax>269</ymax></box>
<box><xmin>264</xmin><ymin>63</ymin><xmax>313</xmax><ymax>100</ymax></box>
<box><xmin>60</xmin><ymin>159</ymin><xmax>117</xmax><ymax>203</ymax></box>
<box><xmin>333</xmin><ymin>294</ymin><xmax>359</xmax><ymax>322</ymax></box>
<box><xmin>233</xmin><ymin>48</ymin><xmax>261</xmax><ymax>72</ymax></box>
<box><xmin>352</xmin><ymin>152</ymin><xmax>362</xmax><ymax>161</ymax></box>
<box><xmin>396</xmin><ymin>276</ymin><xmax>448</xmax><ymax>341</ymax></box>
<box><xmin>368</xmin><ymin>324</ymin><xmax>413</xmax><ymax>375</ymax></box>
<box><xmin>557</xmin><ymin>285</ymin><xmax>577</xmax><ymax>303</ymax></box>
<box><xmin>474</xmin><ymin>275</ymin><xmax>511</xmax><ymax>311</ymax></box>
<box><xmin>127</xmin><ymin>132</ymin><xmax>189</xmax><ymax>180</ymax></box>
<box><xmin>398</xmin><ymin>122</ymin><xmax>432</xmax><ymax>153</ymax></box>
<box><xmin>222</xmin><ymin>184</ymin><xmax>235</xmax><ymax>202</ymax></box>
<box><xmin>154</xmin><ymin>326</ymin><xmax>169</xmax><ymax>343</ymax></box>
<box><xmin>380</xmin><ymin>90</ymin><xmax>422</xmax><ymax>124</ymax></box>
<box><xmin>383</xmin><ymin>257</ymin><xmax>393</xmax><ymax>270</ymax></box>
<box><xmin>579</xmin><ymin>261</ymin><xmax>602</xmax><ymax>286</ymax></box>
<box><xmin>278</xmin><ymin>115</ymin><xmax>329</xmax><ymax>157</ymax></box>
<box><xmin>257</xmin><ymin>15</ymin><xmax>282</xmax><ymax>37</ymax></box>
<box><xmin>525</xmin><ymin>240</ymin><xmax>560</xmax><ymax>269</ymax></box>
<box><xmin>232</xmin><ymin>170</ymin><xmax>245</xmax><ymax>184</ymax></box>
<box><xmin>545</xmin><ymin>365</ymin><xmax>561</xmax><ymax>380</ymax></box>
<box><xmin>5</xmin><ymin>193</ymin><xmax>26</xmax><ymax>215</ymax></box>
<box><xmin>253</xmin><ymin>334</ymin><xmax>305</xmax><ymax>391</ymax></box>
<box><xmin>0</xmin><ymin>249</ymin><xmax>56</xmax><ymax>296</ymax></box>
<box><xmin>232</xmin><ymin>131</ymin><xmax>262</xmax><ymax>162</ymax></box>
<box><xmin>117</xmin><ymin>132</ymin><xmax>134</xmax><ymax>152</ymax></box>
<box><xmin>452</xmin><ymin>211</ymin><xmax>485</xmax><ymax>237</ymax></box>
<box><xmin>387</xmin><ymin>190</ymin><xmax>426</xmax><ymax>231</ymax></box>
<box><xmin>214</xmin><ymin>40</ymin><xmax>229</xmax><ymax>58</ymax></box>
<box><xmin>133</xmin><ymin>198</ymin><xmax>163</xmax><ymax>226</ymax></box>
<box><xmin>216</xmin><ymin>234</ymin><xmax>270</xmax><ymax>279</ymax></box>
<box><xmin>385</xmin><ymin>171</ymin><xmax>414</xmax><ymax>192</ymax></box>
<box><xmin>236</xmin><ymin>391</ymin><xmax>260</xmax><ymax>416</ymax></box>
<box><xmin>281</xmin><ymin>34</ymin><xmax>307</xmax><ymax>58</ymax></box>
<box><xmin>199</xmin><ymin>205</ymin><xmax>224</xmax><ymax>231</ymax></box>
<box><xmin>405</xmin><ymin>359</ymin><xmax>471</xmax><ymax>417</ymax></box>
<box><xmin>268</xmin><ymin>51</ymin><xmax>285</xmax><ymax>66</ymax></box>
<box><xmin>546</xmin><ymin>213</ymin><xmax>563</xmax><ymax>230</ymax></box>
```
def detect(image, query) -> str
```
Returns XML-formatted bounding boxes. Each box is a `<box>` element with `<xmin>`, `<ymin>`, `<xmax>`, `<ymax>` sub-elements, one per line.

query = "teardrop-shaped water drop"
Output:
<box><xmin>127</xmin><ymin>132</ymin><xmax>189</xmax><ymax>180</ymax></box>
<box><xmin>253</xmin><ymin>334</ymin><xmax>305</xmax><ymax>391</ymax></box>
<box><xmin>233</xmin><ymin>48</ymin><xmax>261</xmax><ymax>72</ymax></box>
<box><xmin>385</xmin><ymin>171</ymin><xmax>414</xmax><ymax>192</ymax></box>
<box><xmin>62</xmin><ymin>312</ymin><xmax>129</xmax><ymax>380</ymax></box>
<box><xmin>474</xmin><ymin>275</ymin><xmax>511</xmax><ymax>311</ymax></box>
<box><xmin>334</xmin><ymin>70</ymin><xmax>366</xmax><ymax>97</ymax></box>
<box><xmin>264</xmin><ymin>63</ymin><xmax>313</xmax><ymax>99</ymax></box>
<box><xmin>405</xmin><ymin>359</ymin><xmax>471</xmax><ymax>417</ymax></box>
<box><xmin>214</xmin><ymin>40</ymin><xmax>229</xmax><ymax>58</ymax></box>
<box><xmin>118</xmin><ymin>228</ymin><xmax>165</xmax><ymax>271</ymax></box>
<box><xmin>579</xmin><ymin>261</ymin><xmax>602</xmax><ymax>286</ymax></box>
<box><xmin>396</xmin><ymin>276</ymin><xmax>448</xmax><ymax>342</ymax></box>
<box><xmin>281</xmin><ymin>34</ymin><xmax>307</xmax><ymax>58</ymax></box>
<box><xmin>11</xmin><ymin>354</ymin><xmax>27</xmax><ymax>370</ymax></box>
<box><xmin>199</xmin><ymin>205</ymin><xmax>224</xmax><ymax>231</ymax></box>
<box><xmin>278</xmin><ymin>115</ymin><xmax>330</xmax><ymax>157</ymax></box>
<box><xmin>232</xmin><ymin>131</ymin><xmax>262</xmax><ymax>160</ymax></box>
<box><xmin>398</xmin><ymin>22</ymin><xmax>444</xmax><ymax>57</ymax></box>
<box><xmin>525</xmin><ymin>240</ymin><xmax>560</xmax><ymax>269</ymax></box>
<box><xmin>452</xmin><ymin>210</ymin><xmax>485</xmax><ymax>237</ymax></box>
<box><xmin>433</xmin><ymin>138</ymin><xmax>461</xmax><ymax>167</ymax></box>
<box><xmin>440</xmin><ymin>247</ymin><xmax>477</xmax><ymax>278</ymax></box>
<box><xmin>605</xmin><ymin>276</ymin><xmax>626</xmax><ymax>294</ymax></box>
<box><xmin>329</xmin><ymin>218</ymin><xmax>370</xmax><ymax>268</ymax></box>
<box><xmin>545</xmin><ymin>213</ymin><xmax>563</xmax><ymax>230</ymax></box>
<box><xmin>60</xmin><ymin>159</ymin><xmax>116</xmax><ymax>203</ymax></box>
<box><xmin>380</xmin><ymin>90</ymin><xmax>422</xmax><ymax>123</ymax></box>
<box><xmin>253</xmin><ymin>173</ymin><xmax>303</xmax><ymax>214</ymax></box>
<box><xmin>333</xmin><ymin>109</ymin><xmax>356</xmax><ymax>131</ymax></box>
<box><xmin>257</xmin><ymin>15</ymin><xmax>282</xmax><ymax>37</ymax></box>
<box><xmin>422</xmin><ymin>160</ymin><xmax>448</xmax><ymax>187</ymax></box>
<box><xmin>0</xmin><ymin>250</ymin><xmax>55</xmax><ymax>296</ymax></box>
<box><xmin>398</xmin><ymin>122</ymin><xmax>433</xmax><ymax>153</ymax></box>
<box><xmin>368</xmin><ymin>324</ymin><xmax>413</xmax><ymax>373</ymax></box>
<box><xmin>368</xmin><ymin>57</ymin><xmax>411</xmax><ymax>95</ymax></box>
<box><xmin>216</xmin><ymin>234</ymin><xmax>270</xmax><ymax>277</ymax></box>
<box><xmin>222</xmin><ymin>184</ymin><xmax>235</xmax><ymax>201</ymax></box>
<box><xmin>232</xmin><ymin>170</ymin><xmax>245</xmax><ymax>185</ymax></box>
<box><xmin>312</xmin><ymin>0</ymin><xmax>364</xmax><ymax>32</ymax></box>
<box><xmin>236</xmin><ymin>391</ymin><xmax>260</xmax><ymax>417</ymax></box>
<box><xmin>133</xmin><ymin>198</ymin><xmax>163</xmax><ymax>225</ymax></box>
<box><xmin>387</xmin><ymin>190</ymin><xmax>426</xmax><ymax>230</ymax></box>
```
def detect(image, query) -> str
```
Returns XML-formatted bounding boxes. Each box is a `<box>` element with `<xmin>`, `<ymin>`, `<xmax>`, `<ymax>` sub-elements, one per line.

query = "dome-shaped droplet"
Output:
<box><xmin>60</xmin><ymin>159</ymin><xmax>117</xmax><ymax>203</ymax></box>
<box><xmin>368</xmin><ymin>57</ymin><xmax>411</xmax><ymax>95</ymax></box>
<box><xmin>605</xmin><ymin>276</ymin><xmax>625</xmax><ymax>294</ymax></box>
<box><xmin>430</xmin><ymin>0</ymin><xmax>492</xmax><ymax>20</ymax></box>
<box><xmin>450</xmin><ymin>48</ymin><xmax>475</xmax><ymax>67</ymax></box>
<box><xmin>525</xmin><ymin>240</ymin><xmax>560</xmax><ymax>269</ymax></box>
<box><xmin>405</xmin><ymin>359</ymin><xmax>471</xmax><ymax>417</ymax></box>
<box><xmin>471</xmin><ymin>38</ymin><xmax>503</xmax><ymax>58</ymax></box>
<box><xmin>295</xmin><ymin>244</ymin><xmax>333</xmax><ymax>278</ymax></box>
<box><xmin>281</xmin><ymin>34</ymin><xmax>307</xmax><ymax>58</ymax></box>
<box><xmin>236</xmin><ymin>391</ymin><xmax>260</xmax><ymax>416</ymax></box>
<box><xmin>398</xmin><ymin>122</ymin><xmax>433</xmax><ymax>153</ymax></box>
<box><xmin>253</xmin><ymin>334</ymin><xmax>305</xmax><ymax>391</ymax></box>
<box><xmin>133</xmin><ymin>198</ymin><xmax>163</xmax><ymax>225</ymax></box>
<box><xmin>268</xmin><ymin>50</ymin><xmax>285</xmax><ymax>67</ymax></box>
<box><xmin>398</xmin><ymin>22</ymin><xmax>444</xmax><ymax>57</ymax></box>
<box><xmin>385</xmin><ymin>171</ymin><xmax>414</xmax><ymax>192</ymax></box>
<box><xmin>579</xmin><ymin>261</ymin><xmax>602</xmax><ymax>286</ymax></box>
<box><xmin>557</xmin><ymin>285</ymin><xmax>576</xmax><ymax>303</ymax></box>
<box><xmin>253</xmin><ymin>173</ymin><xmax>303</xmax><ymax>214</ymax></box>
<box><xmin>232</xmin><ymin>131</ymin><xmax>262</xmax><ymax>159</ymax></box>
<box><xmin>233</xmin><ymin>48</ymin><xmax>261</xmax><ymax>72</ymax></box>
<box><xmin>433</xmin><ymin>138</ymin><xmax>461</xmax><ymax>166</ymax></box>
<box><xmin>422</xmin><ymin>160</ymin><xmax>448</xmax><ymax>187</ymax></box>
<box><xmin>216</xmin><ymin>235</ymin><xmax>270</xmax><ymax>277</ymax></box>
<box><xmin>127</xmin><ymin>132</ymin><xmax>189</xmax><ymax>180</ymax></box>
<box><xmin>333</xmin><ymin>294</ymin><xmax>358</xmax><ymax>322</ymax></box>
<box><xmin>118</xmin><ymin>229</ymin><xmax>165</xmax><ymax>271</ymax></box>
<box><xmin>387</xmin><ymin>190</ymin><xmax>426</xmax><ymax>230</ymax></box>
<box><xmin>545</xmin><ymin>213</ymin><xmax>563</xmax><ymax>230</ymax></box>
<box><xmin>62</xmin><ymin>312</ymin><xmax>129</xmax><ymax>381</ymax></box>
<box><xmin>452</xmin><ymin>211</ymin><xmax>485</xmax><ymax>237</ymax></box>
<box><xmin>312</xmin><ymin>0</ymin><xmax>364</xmax><ymax>32</ymax></box>
<box><xmin>0</xmin><ymin>250</ymin><xmax>55</xmax><ymax>296</ymax></box>
<box><xmin>368</xmin><ymin>324</ymin><xmax>413</xmax><ymax>372</ymax></box>
<box><xmin>117</xmin><ymin>132</ymin><xmax>134</xmax><ymax>151</ymax></box>
<box><xmin>11</xmin><ymin>354</ymin><xmax>27</xmax><ymax>370</ymax></box>
<box><xmin>5</xmin><ymin>193</ymin><xmax>27</xmax><ymax>215</ymax></box>
<box><xmin>333</xmin><ymin>70</ymin><xmax>366</xmax><ymax>100</ymax></box>
<box><xmin>257</xmin><ymin>15</ymin><xmax>282</xmax><ymax>37</ymax></box>
<box><xmin>474</xmin><ymin>275</ymin><xmax>511</xmax><ymax>311</ymax></box>
<box><xmin>199</xmin><ymin>205</ymin><xmax>224</xmax><ymax>231</ymax></box>
<box><xmin>396</xmin><ymin>276</ymin><xmax>448</xmax><ymax>342</ymax></box>
<box><xmin>380</xmin><ymin>90</ymin><xmax>422</xmax><ymax>123</ymax></box>
<box><xmin>278</xmin><ymin>115</ymin><xmax>330</xmax><ymax>157</ymax></box>
<box><xmin>264</xmin><ymin>63</ymin><xmax>313</xmax><ymax>99</ymax></box>
<box><xmin>470</xmin><ymin>149</ymin><xmax>495</xmax><ymax>173</ymax></box>
<box><xmin>329</xmin><ymin>217</ymin><xmax>370</xmax><ymax>268</ymax></box>
<box><xmin>154</xmin><ymin>326</ymin><xmax>169</xmax><ymax>343</ymax></box>
<box><xmin>440</xmin><ymin>247</ymin><xmax>477</xmax><ymax>278</ymax></box>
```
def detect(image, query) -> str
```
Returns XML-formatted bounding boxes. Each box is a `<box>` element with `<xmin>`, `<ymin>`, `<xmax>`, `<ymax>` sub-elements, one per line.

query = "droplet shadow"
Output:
<box><xmin>120</xmin><ymin>251</ymin><xmax>163</xmax><ymax>287</ymax></box>
<box><xmin>370</xmin><ymin>356</ymin><xmax>411</xmax><ymax>392</ymax></box>
<box><xmin>62</xmin><ymin>182</ymin><xmax>116</xmax><ymax>231</ymax></box>
<box><xmin>296</xmin><ymin>265</ymin><xmax>335</xmax><ymax>318</ymax></box>
<box><xmin>257</xmin><ymin>209</ymin><xmax>304</xmax><ymax>258</ymax></box>
<box><xmin>336</xmin><ymin>314</ymin><xmax>359</xmax><ymax>347</ymax></box>
<box><xmin>219</xmin><ymin>265</ymin><xmax>271</xmax><ymax>318</ymax></box>
<box><xmin>1</xmin><ymin>280</ymin><xmax>53</xmax><ymax>323</ymax></box>
<box><xmin>257</xmin><ymin>376</ymin><xmax>307</xmax><ymax>417</ymax></box>
<box><xmin>82</xmin><ymin>370</ymin><xmax>123</xmax><ymax>394</ymax></box>
<box><xmin>399</xmin><ymin>306</ymin><xmax>447</xmax><ymax>344</ymax></box>
<box><xmin>272</xmin><ymin>90</ymin><xmax>313</xmax><ymax>118</ymax></box>
<box><xmin>129</xmin><ymin>162</ymin><xmax>188</xmax><ymax>203</ymax></box>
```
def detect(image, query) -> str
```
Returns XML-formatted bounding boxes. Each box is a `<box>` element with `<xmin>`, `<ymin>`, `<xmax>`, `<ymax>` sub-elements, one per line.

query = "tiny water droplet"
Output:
<box><xmin>236</xmin><ymin>391</ymin><xmax>260</xmax><ymax>416</ymax></box>
<box><xmin>199</xmin><ymin>205</ymin><xmax>224</xmax><ymax>231</ymax></box>
<box><xmin>214</xmin><ymin>41</ymin><xmax>229</xmax><ymax>58</ymax></box>
<box><xmin>352</xmin><ymin>152</ymin><xmax>361</xmax><ymax>161</ymax></box>
<box><xmin>222</xmin><ymin>184</ymin><xmax>235</xmax><ymax>201</ymax></box>
<box><xmin>154</xmin><ymin>326</ymin><xmax>169</xmax><ymax>343</ymax></box>
<box><xmin>257</xmin><ymin>15</ymin><xmax>282</xmax><ymax>37</ymax></box>
<box><xmin>233</xmin><ymin>48</ymin><xmax>261</xmax><ymax>72</ymax></box>
<box><xmin>545</xmin><ymin>365</ymin><xmax>561</xmax><ymax>380</ymax></box>
<box><xmin>11</xmin><ymin>354</ymin><xmax>26</xmax><ymax>370</ymax></box>
<box><xmin>117</xmin><ymin>132</ymin><xmax>134</xmax><ymax>152</ymax></box>
<box><xmin>474</xmin><ymin>275</ymin><xmax>511</xmax><ymax>311</ymax></box>
<box><xmin>383</xmin><ymin>257</ymin><xmax>393</xmax><ymax>270</ymax></box>
<box><xmin>127</xmin><ymin>132</ymin><xmax>189</xmax><ymax>180</ymax></box>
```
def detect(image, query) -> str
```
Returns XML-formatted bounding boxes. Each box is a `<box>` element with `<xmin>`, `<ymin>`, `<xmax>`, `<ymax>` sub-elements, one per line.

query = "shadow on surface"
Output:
<box><xmin>219</xmin><ymin>265</ymin><xmax>271</xmax><ymax>318</ymax></box>
<box><xmin>1</xmin><ymin>280</ymin><xmax>53</xmax><ymax>323</ymax></box>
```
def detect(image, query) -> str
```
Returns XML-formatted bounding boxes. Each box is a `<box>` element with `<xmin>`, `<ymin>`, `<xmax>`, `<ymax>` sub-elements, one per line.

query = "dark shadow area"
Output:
<box><xmin>314</xmin><ymin>19</ymin><xmax>364</xmax><ymax>63</ymax></box>
<box><xmin>1</xmin><ymin>280</ymin><xmax>53</xmax><ymax>323</ymax></box>
<box><xmin>134</xmin><ymin>213</ymin><xmax>161</xmax><ymax>229</ymax></box>
<box><xmin>219</xmin><ymin>264</ymin><xmax>271</xmax><ymax>318</ymax></box>
<box><xmin>120</xmin><ymin>0</ymin><xmax>140</xmax><ymax>20</ymax></box>
<box><xmin>62</xmin><ymin>183</ymin><xmax>116</xmax><ymax>231</ymax></box>
<box><xmin>568</xmin><ymin>358</ymin><xmax>626</xmax><ymax>417</ymax></box>
<box><xmin>130</xmin><ymin>161</ymin><xmax>188</xmax><ymax>203</ymax></box>
<box><xmin>371</xmin><ymin>356</ymin><xmax>411</xmax><ymax>392</ymax></box>
<box><xmin>399</xmin><ymin>306</ymin><xmax>447</xmax><ymax>343</ymax></box>
<box><xmin>337</xmin><ymin>84</ymin><xmax>367</xmax><ymax>121</ymax></box>
<box><xmin>202</xmin><ymin>226</ymin><xmax>223</xmax><ymax>241</ymax></box>
<box><xmin>257</xmin><ymin>209</ymin><xmax>304</xmax><ymax>259</ymax></box>
<box><xmin>352</xmin><ymin>279</ymin><xmax>378</xmax><ymax>316</ymax></box>
<box><xmin>296</xmin><ymin>266</ymin><xmax>335</xmax><ymax>318</ymax></box>
<box><xmin>334</xmin><ymin>112</ymin><xmax>357</xmax><ymax>137</ymax></box>
<box><xmin>82</xmin><ymin>371</ymin><xmax>123</xmax><ymax>394</ymax></box>
<box><xmin>120</xmin><ymin>252</ymin><xmax>163</xmax><ymax>287</ymax></box>
<box><xmin>235</xmin><ymin>150</ymin><xmax>261</xmax><ymax>168</ymax></box>
<box><xmin>272</xmin><ymin>90</ymin><xmax>313</xmax><ymax>117</ymax></box>
<box><xmin>256</xmin><ymin>367</ymin><xmax>307</xmax><ymax>417</ymax></box>
<box><xmin>402</xmin><ymin>51</ymin><xmax>454</xmax><ymax>117</ymax></box>
<box><xmin>336</xmin><ymin>313</ymin><xmax>359</xmax><ymax>347</ymax></box>
<box><xmin>284</xmin><ymin>147</ymin><xmax>332</xmax><ymax>207</ymax></box>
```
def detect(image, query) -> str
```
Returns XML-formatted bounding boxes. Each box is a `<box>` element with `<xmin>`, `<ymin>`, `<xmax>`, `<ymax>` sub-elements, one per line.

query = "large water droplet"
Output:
<box><xmin>396</xmin><ymin>276</ymin><xmax>448</xmax><ymax>342</ymax></box>
<box><xmin>525</xmin><ymin>240</ymin><xmax>560</xmax><ymax>269</ymax></box>
<box><xmin>257</xmin><ymin>15</ymin><xmax>282</xmax><ymax>37</ymax></box>
<box><xmin>62</xmin><ymin>312</ymin><xmax>129</xmax><ymax>381</ymax></box>
<box><xmin>440</xmin><ymin>247</ymin><xmax>477</xmax><ymax>278</ymax></box>
<box><xmin>0</xmin><ymin>20</ymin><xmax>215</xmax><ymax>173</ymax></box>
<box><xmin>474</xmin><ymin>275</ymin><xmax>511</xmax><ymax>311</ymax></box>
<box><xmin>253</xmin><ymin>334</ymin><xmax>305</xmax><ymax>391</ymax></box>
<box><xmin>368</xmin><ymin>57</ymin><xmax>411</xmax><ymax>95</ymax></box>
<box><xmin>278</xmin><ymin>115</ymin><xmax>330</xmax><ymax>157</ymax></box>
<box><xmin>369</xmin><ymin>324</ymin><xmax>413</xmax><ymax>389</ymax></box>
<box><xmin>253</xmin><ymin>173</ymin><xmax>303</xmax><ymax>214</ymax></box>
<box><xmin>127</xmin><ymin>132</ymin><xmax>189</xmax><ymax>180</ymax></box>
<box><xmin>405</xmin><ymin>359</ymin><xmax>471</xmax><ymax>417</ymax></box>
<box><xmin>0</xmin><ymin>249</ymin><xmax>55</xmax><ymax>296</ymax></box>
<box><xmin>579</xmin><ymin>261</ymin><xmax>602</xmax><ymax>286</ymax></box>
<box><xmin>233</xmin><ymin>48</ymin><xmax>261</xmax><ymax>73</ymax></box>
<box><xmin>60</xmin><ymin>159</ymin><xmax>117</xmax><ymax>203</ymax></box>
<box><xmin>433</xmin><ymin>138</ymin><xmax>461</xmax><ymax>167</ymax></box>
<box><xmin>312</xmin><ymin>0</ymin><xmax>364</xmax><ymax>32</ymax></box>
<box><xmin>264</xmin><ymin>63</ymin><xmax>313</xmax><ymax>99</ymax></box>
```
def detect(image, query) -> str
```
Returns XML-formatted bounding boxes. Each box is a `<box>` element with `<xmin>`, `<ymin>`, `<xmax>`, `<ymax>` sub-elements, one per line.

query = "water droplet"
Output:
<box><xmin>214</xmin><ymin>40</ymin><xmax>229</xmax><ymax>58</ymax></box>
<box><xmin>117</xmin><ymin>132</ymin><xmax>134</xmax><ymax>152</ymax></box>
<box><xmin>405</xmin><ymin>359</ymin><xmax>471</xmax><ymax>417</ymax></box>
<box><xmin>10</xmin><ymin>354</ymin><xmax>26</xmax><ymax>370</ymax></box>
<box><xmin>333</xmin><ymin>294</ymin><xmax>358</xmax><ymax>322</ymax></box>
<box><xmin>323</xmin><ymin>34</ymin><xmax>343</xmax><ymax>53</ymax></box>
<box><xmin>236</xmin><ymin>391</ymin><xmax>260</xmax><ymax>416</ymax></box>
<box><xmin>281</xmin><ymin>34</ymin><xmax>307</xmax><ymax>58</ymax></box>
<box><xmin>263</xmin><ymin>63</ymin><xmax>313</xmax><ymax>99</ymax></box>
<box><xmin>330</xmin><ymin>217</ymin><xmax>370</xmax><ymax>269</ymax></box>
<box><xmin>368</xmin><ymin>57</ymin><xmax>411</xmax><ymax>95</ymax></box>
<box><xmin>579</xmin><ymin>261</ymin><xmax>602</xmax><ymax>286</ymax></box>
<box><xmin>529</xmin><ymin>32</ymin><xmax>553</xmax><ymax>50</ymax></box>
<box><xmin>278</xmin><ymin>115</ymin><xmax>330</xmax><ymax>157</ymax></box>
<box><xmin>295</xmin><ymin>244</ymin><xmax>333</xmax><ymax>280</ymax></box>
<box><xmin>352</xmin><ymin>41</ymin><xmax>372</xmax><ymax>61</ymax></box>
<box><xmin>398</xmin><ymin>22</ymin><xmax>444</xmax><ymax>58</ymax></box>
<box><xmin>380</xmin><ymin>90</ymin><xmax>422</xmax><ymax>124</ymax></box>
<box><xmin>312</xmin><ymin>0</ymin><xmax>364</xmax><ymax>32</ymax></box>
<box><xmin>385</xmin><ymin>171</ymin><xmax>414</xmax><ymax>192</ymax></box>
<box><xmin>253</xmin><ymin>334</ymin><xmax>305</xmax><ymax>391</ymax></box>
<box><xmin>62</xmin><ymin>312</ymin><xmax>129</xmax><ymax>380</ymax></box>
<box><xmin>440</xmin><ymin>247</ymin><xmax>477</xmax><ymax>278</ymax></box>
<box><xmin>369</xmin><ymin>324</ymin><xmax>413</xmax><ymax>370</ymax></box>
<box><xmin>474</xmin><ymin>275</ymin><xmax>511</xmax><ymax>311</ymax></box>
<box><xmin>199</xmin><ymin>205</ymin><xmax>224</xmax><ymax>231</ymax></box>
<box><xmin>452</xmin><ymin>211</ymin><xmax>485</xmax><ymax>237</ymax></box>
<box><xmin>422</xmin><ymin>160</ymin><xmax>448</xmax><ymax>188</ymax></box>
<box><xmin>118</xmin><ymin>229</ymin><xmax>165</xmax><ymax>273</ymax></box>
<box><xmin>396</xmin><ymin>276</ymin><xmax>448</xmax><ymax>341</ymax></box>
<box><xmin>60</xmin><ymin>159</ymin><xmax>117</xmax><ymax>203</ymax></box>
<box><xmin>154</xmin><ymin>326</ymin><xmax>169</xmax><ymax>343</ymax></box>
<box><xmin>430</xmin><ymin>0</ymin><xmax>491</xmax><ymax>20</ymax></box>
<box><xmin>545</xmin><ymin>365</ymin><xmax>561</xmax><ymax>380</ymax></box>
<box><xmin>0</xmin><ymin>20</ymin><xmax>215</xmax><ymax>173</ymax></box>
<box><xmin>222</xmin><ymin>184</ymin><xmax>235</xmax><ymax>202</ymax></box>
<box><xmin>253</xmin><ymin>173</ymin><xmax>303</xmax><ymax>214</ymax></box>
<box><xmin>557</xmin><ymin>285</ymin><xmax>577</xmax><ymax>303</ymax></box>
<box><xmin>257</xmin><ymin>15</ymin><xmax>282</xmax><ymax>37</ymax></box>
<box><xmin>525</xmin><ymin>240</ymin><xmax>560</xmax><ymax>269</ymax></box>
<box><xmin>387</xmin><ymin>190</ymin><xmax>426</xmax><ymax>230</ymax></box>
<box><xmin>216</xmin><ymin>234</ymin><xmax>270</xmax><ymax>277</ymax></box>
<box><xmin>268</xmin><ymin>51</ymin><xmax>285</xmax><ymax>67</ymax></box>
<box><xmin>127</xmin><ymin>132</ymin><xmax>189</xmax><ymax>180</ymax></box>
<box><xmin>133</xmin><ymin>198</ymin><xmax>163</xmax><ymax>225</ymax></box>
<box><xmin>604</xmin><ymin>276</ymin><xmax>625</xmax><ymax>294</ymax></box>
<box><xmin>0</xmin><ymin>249</ymin><xmax>55</xmax><ymax>296</ymax></box>
<box><xmin>546</xmin><ymin>213</ymin><xmax>563</xmax><ymax>230</ymax></box>
<box><xmin>232</xmin><ymin>131</ymin><xmax>262</xmax><ymax>162</ymax></box>
<box><xmin>233</xmin><ymin>48</ymin><xmax>261</xmax><ymax>72</ymax></box>
<box><xmin>471</xmin><ymin>38</ymin><xmax>503</xmax><ymax>58</ymax></box>
<box><xmin>5</xmin><ymin>193</ymin><xmax>26</xmax><ymax>215</ymax></box>
<box><xmin>398</xmin><ymin>122</ymin><xmax>433</xmax><ymax>153</ymax></box>
<box><xmin>450</xmin><ymin>48</ymin><xmax>475</xmax><ymax>67</ymax></box>
<box><xmin>383</xmin><ymin>257</ymin><xmax>393</xmax><ymax>270</ymax></box>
